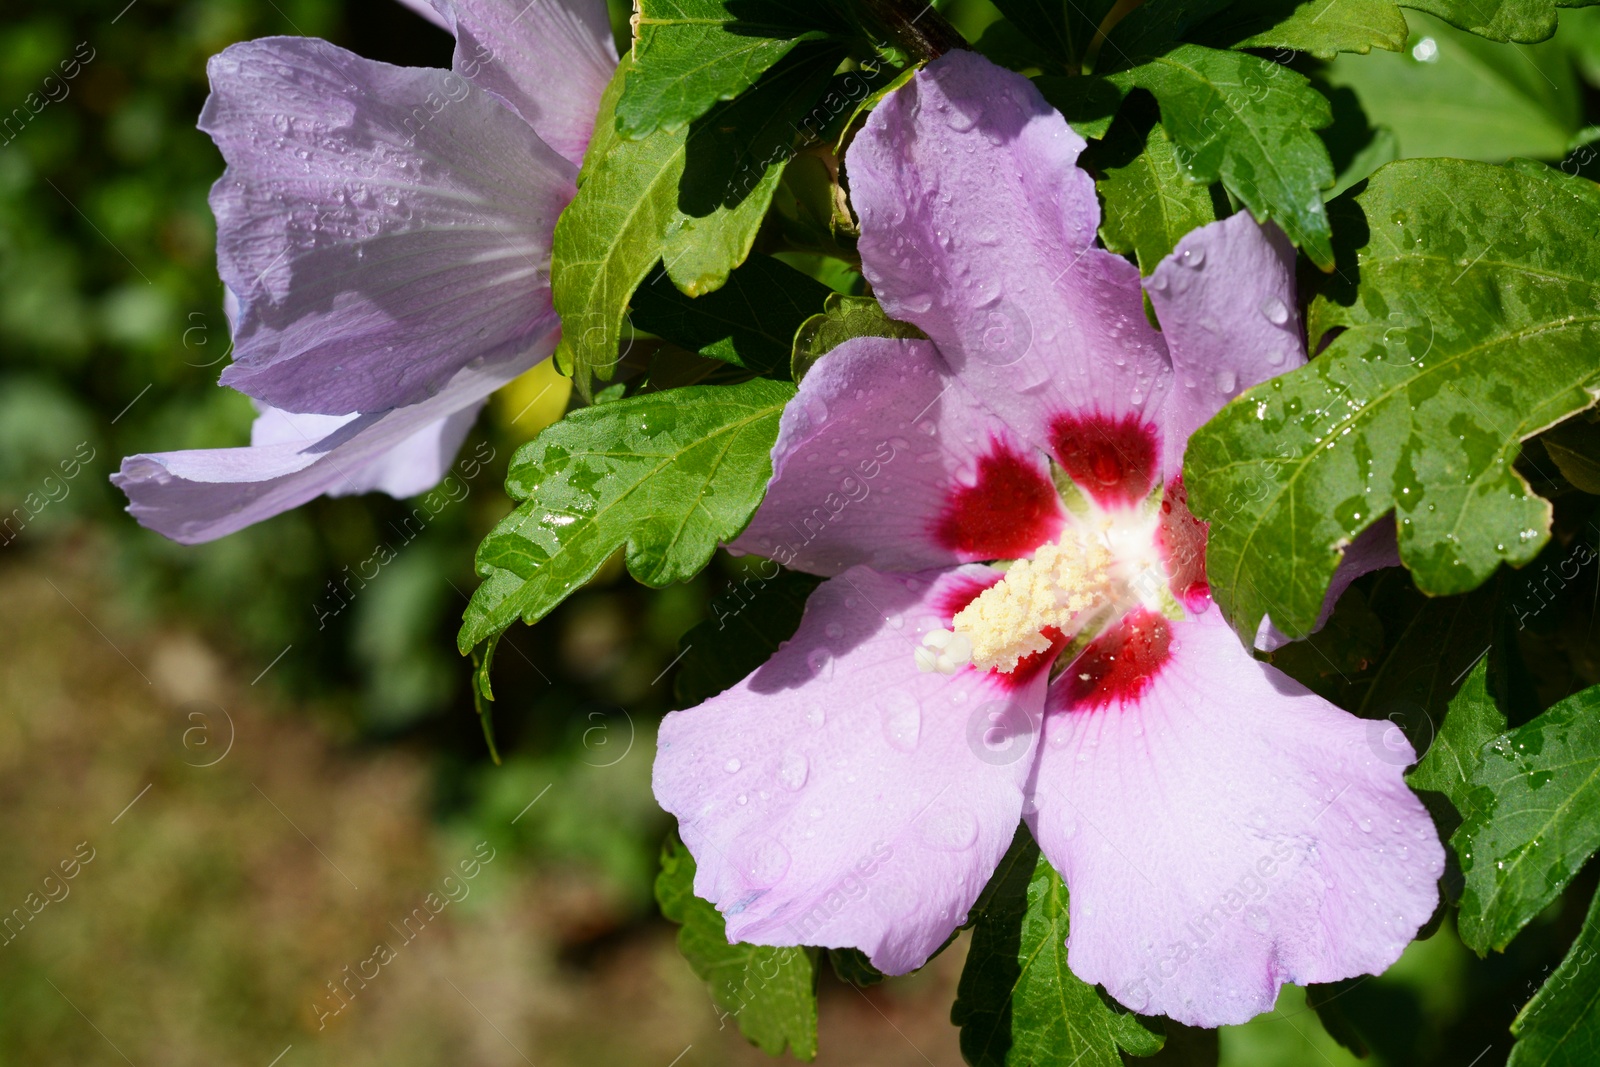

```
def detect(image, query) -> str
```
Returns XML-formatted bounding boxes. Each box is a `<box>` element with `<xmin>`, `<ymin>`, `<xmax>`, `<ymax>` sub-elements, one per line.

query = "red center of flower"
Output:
<box><xmin>1156</xmin><ymin>475</ymin><xmax>1210</xmax><ymax>606</ymax></box>
<box><xmin>1060</xmin><ymin>608</ymin><xmax>1173</xmax><ymax>709</ymax></box>
<box><xmin>1049</xmin><ymin>413</ymin><xmax>1158</xmax><ymax>508</ymax></box>
<box><xmin>932</xmin><ymin>439</ymin><xmax>1063</xmax><ymax>561</ymax></box>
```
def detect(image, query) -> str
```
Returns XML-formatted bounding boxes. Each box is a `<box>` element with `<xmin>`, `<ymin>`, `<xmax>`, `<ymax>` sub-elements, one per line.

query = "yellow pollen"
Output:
<box><xmin>949</xmin><ymin>533</ymin><xmax>1112</xmax><ymax>673</ymax></box>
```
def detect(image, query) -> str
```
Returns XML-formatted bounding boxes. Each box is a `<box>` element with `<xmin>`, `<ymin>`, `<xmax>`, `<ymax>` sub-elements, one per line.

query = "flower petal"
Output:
<box><xmin>731</xmin><ymin>337</ymin><xmax>1064</xmax><ymax>575</ymax></box>
<box><xmin>432</xmin><ymin>0</ymin><xmax>618</xmax><ymax>167</ymax></box>
<box><xmin>1145</xmin><ymin>213</ymin><xmax>1306</xmax><ymax>475</ymax></box>
<box><xmin>249</xmin><ymin>402</ymin><xmax>481</xmax><ymax>499</ymax></box>
<box><xmin>654</xmin><ymin>565</ymin><xmax>1046</xmax><ymax>974</ymax></box>
<box><xmin>392</xmin><ymin>0</ymin><xmax>450</xmax><ymax>31</ymax></box>
<box><xmin>203</xmin><ymin>36</ymin><xmax>573</xmax><ymax>415</ymax></box>
<box><xmin>1026</xmin><ymin>608</ymin><xmax>1443</xmax><ymax>1026</ymax></box>
<box><xmin>112</xmin><ymin>338</ymin><xmax>554</xmax><ymax>544</ymax></box>
<box><xmin>847</xmin><ymin>50</ymin><xmax>1171</xmax><ymax>459</ymax></box>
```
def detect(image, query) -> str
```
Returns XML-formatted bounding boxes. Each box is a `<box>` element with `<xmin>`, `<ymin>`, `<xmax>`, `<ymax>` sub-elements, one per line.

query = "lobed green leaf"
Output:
<box><xmin>1454</xmin><ymin>681</ymin><xmax>1600</xmax><ymax>953</ymax></box>
<box><xmin>554</xmin><ymin>50</ymin><xmax>840</xmax><ymax>391</ymax></box>
<box><xmin>790</xmin><ymin>293</ymin><xmax>926</xmax><ymax>380</ymax></box>
<box><xmin>1089</xmin><ymin>106</ymin><xmax>1219</xmax><ymax>276</ymax></box>
<box><xmin>618</xmin><ymin>0</ymin><xmax>835</xmax><ymax>138</ymax></box>
<box><xmin>1408</xmin><ymin>658</ymin><xmax>1507</xmax><ymax>814</ymax></box>
<box><xmin>1508</xmin><ymin>884</ymin><xmax>1600</xmax><ymax>1066</ymax></box>
<box><xmin>1187</xmin><ymin>158</ymin><xmax>1600</xmax><ymax>643</ymax></box>
<box><xmin>459</xmin><ymin>379</ymin><xmax>793</xmax><ymax>651</ymax></box>
<box><xmin>1107</xmin><ymin>45</ymin><xmax>1337</xmax><ymax>267</ymax></box>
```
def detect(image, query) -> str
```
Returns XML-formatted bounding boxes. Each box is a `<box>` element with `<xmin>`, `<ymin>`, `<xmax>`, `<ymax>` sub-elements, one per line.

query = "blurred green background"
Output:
<box><xmin>1</xmin><ymin>0</ymin><xmax>1598</xmax><ymax>1063</ymax></box>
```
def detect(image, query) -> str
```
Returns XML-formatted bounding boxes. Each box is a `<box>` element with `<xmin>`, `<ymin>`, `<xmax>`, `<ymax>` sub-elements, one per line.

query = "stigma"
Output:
<box><xmin>916</xmin><ymin>530</ymin><xmax>1114</xmax><ymax>675</ymax></box>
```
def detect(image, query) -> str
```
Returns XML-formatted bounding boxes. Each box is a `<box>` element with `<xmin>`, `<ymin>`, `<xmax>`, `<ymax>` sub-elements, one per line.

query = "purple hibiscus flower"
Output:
<box><xmin>111</xmin><ymin>0</ymin><xmax>617</xmax><ymax>543</ymax></box>
<box><xmin>652</xmin><ymin>50</ymin><xmax>1444</xmax><ymax>1027</ymax></box>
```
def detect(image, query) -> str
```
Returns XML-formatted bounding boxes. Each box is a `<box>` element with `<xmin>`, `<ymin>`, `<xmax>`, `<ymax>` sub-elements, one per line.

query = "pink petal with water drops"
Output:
<box><xmin>1025</xmin><ymin>609</ymin><xmax>1443</xmax><ymax>1026</ymax></box>
<box><xmin>1144</xmin><ymin>212</ymin><xmax>1306</xmax><ymax>477</ymax></box>
<box><xmin>731</xmin><ymin>337</ymin><xmax>1063</xmax><ymax>575</ymax></box>
<box><xmin>654</xmin><ymin>565</ymin><xmax>1048</xmax><ymax>974</ymax></box>
<box><xmin>846</xmin><ymin>49</ymin><xmax>1171</xmax><ymax>459</ymax></box>
<box><xmin>204</xmin><ymin>36</ymin><xmax>572</xmax><ymax>415</ymax></box>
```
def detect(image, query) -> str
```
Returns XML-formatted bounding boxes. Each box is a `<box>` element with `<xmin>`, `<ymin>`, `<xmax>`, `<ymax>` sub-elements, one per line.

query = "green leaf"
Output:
<box><xmin>953</xmin><ymin>826</ymin><xmax>1164</xmax><ymax>1066</ymax></box>
<box><xmin>656</xmin><ymin>835</ymin><xmax>819</xmax><ymax>1059</ymax></box>
<box><xmin>630</xmin><ymin>253</ymin><xmax>833</xmax><ymax>376</ymax></box>
<box><xmin>1199</xmin><ymin>0</ymin><xmax>1410</xmax><ymax>57</ymax></box>
<box><xmin>1088</xmin><ymin>105</ymin><xmax>1219</xmax><ymax>276</ymax></box>
<box><xmin>553</xmin><ymin>63</ymin><xmax>683</xmax><ymax>391</ymax></box>
<box><xmin>554</xmin><ymin>50</ymin><xmax>837</xmax><ymax>391</ymax></box>
<box><xmin>617</xmin><ymin>0</ymin><xmax>833</xmax><ymax>138</ymax></box>
<box><xmin>791</xmin><ymin>293</ymin><xmax>926</xmax><ymax>380</ymax></box>
<box><xmin>1454</xmin><ymin>681</ymin><xmax>1600</xmax><ymax>953</ymax></box>
<box><xmin>1405</xmin><ymin>0</ymin><xmax>1592</xmax><ymax>45</ymax></box>
<box><xmin>458</xmin><ymin>379</ymin><xmax>794</xmax><ymax>651</ymax></box>
<box><xmin>672</xmin><ymin>565</ymin><xmax>822</xmax><ymax>706</ymax></box>
<box><xmin>1509</xmin><ymin>884</ymin><xmax>1600</xmax><ymax>1066</ymax></box>
<box><xmin>1187</xmin><ymin>158</ymin><xmax>1600</xmax><ymax>643</ymax></box>
<box><xmin>1108</xmin><ymin>45</ymin><xmax>1336</xmax><ymax>268</ymax></box>
<box><xmin>1322</xmin><ymin>11</ymin><xmax>1582</xmax><ymax>162</ymax></box>
<box><xmin>1408</xmin><ymin>658</ymin><xmax>1507</xmax><ymax>812</ymax></box>
<box><xmin>663</xmin><ymin>40</ymin><xmax>848</xmax><ymax>296</ymax></box>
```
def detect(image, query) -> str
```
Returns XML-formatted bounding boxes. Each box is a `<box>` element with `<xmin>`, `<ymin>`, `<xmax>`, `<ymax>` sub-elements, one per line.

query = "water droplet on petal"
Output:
<box><xmin>1181</xmin><ymin>245</ymin><xmax>1205</xmax><ymax>269</ymax></box>
<box><xmin>724</xmin><ymin>757</ymin><xmax>742</xmax><ymax>773</ymax></box>
<box><xmin>1259</xmin><ymin>295</ymin><xmax>1290</xmax><ymax>325</ymax></box>
<box><xmin>779</xmin><ymin>751</ymin><xmax>809</xmax><ymax>791</ymax></box>
<box><xmin>807</xmin><ymin>648</ymin><xmax>833</xmax><ymax>680</ymax></box>
<box><xmin>730</xmin><ymin>834</ymin><xmax>791</xmax><ymax>888</ymax></box>
<box><xmin>920</xmin><ymin>808</ymin><xmax>978</xmax><ymax>851</ymax></box>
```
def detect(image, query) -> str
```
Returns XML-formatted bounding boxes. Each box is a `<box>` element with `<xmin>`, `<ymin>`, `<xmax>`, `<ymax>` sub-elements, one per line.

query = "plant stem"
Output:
<box><xmin>859</xmin><ymin>0</ymin><xmax>967</xmax><ymax>62</ymax></box>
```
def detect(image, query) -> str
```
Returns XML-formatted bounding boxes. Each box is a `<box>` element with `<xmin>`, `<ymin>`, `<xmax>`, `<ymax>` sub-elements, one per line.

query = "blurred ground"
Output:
<box><xmin>0</xmin><ymin>537</ymin><xmax>978</xmax><ymax>1067</ymax></box>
